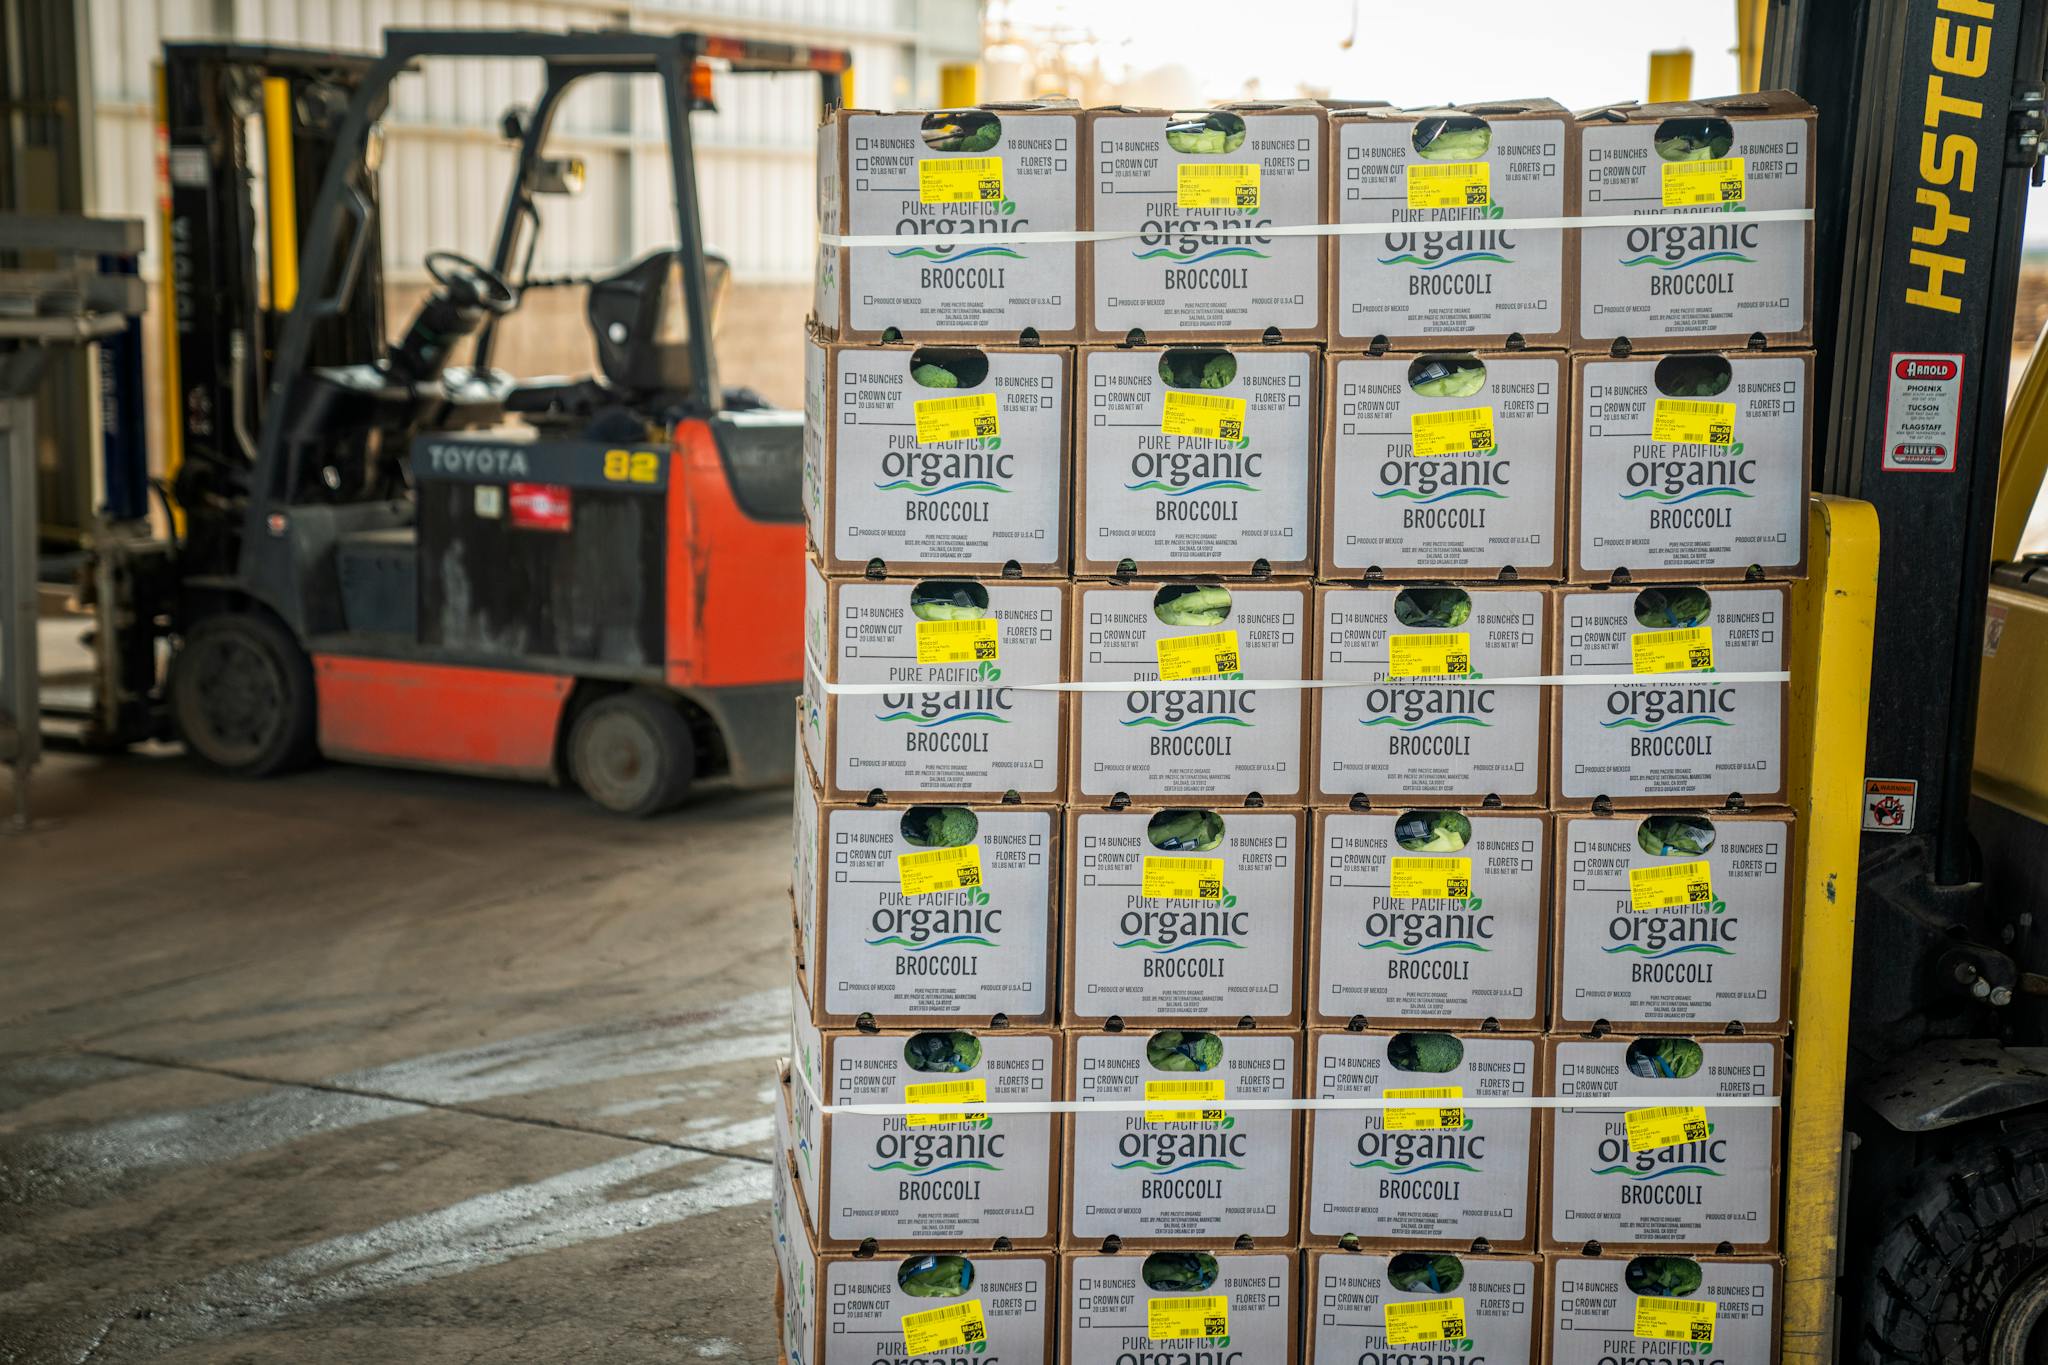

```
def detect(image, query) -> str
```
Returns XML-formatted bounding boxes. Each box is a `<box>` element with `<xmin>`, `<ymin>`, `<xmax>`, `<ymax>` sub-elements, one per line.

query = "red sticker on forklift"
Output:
<box><xmin>509</xmin><ymin>482</ymin><xmax>572</xmax><ymax>531</ymax></box>
<box><xmin>1863</xmin><ymin>778</ymin><xmax>1917</xmax><ymax>833</ymax></box>
<box><xmin>1880</xmin><ymin>353</ymin><xmax>1963</xmax><ymax>473</ymax></box>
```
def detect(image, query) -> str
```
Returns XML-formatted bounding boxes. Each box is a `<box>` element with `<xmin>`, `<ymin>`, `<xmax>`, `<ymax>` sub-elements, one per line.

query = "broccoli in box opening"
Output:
<box><xmin>1148</xmin><ymin>809</ymin><xmax>1225</xmax><ymax>852</ymax></box>
<box><xmin>1393</xmin><ymin>587</ymin><xmax>1471</xmax><ymax>629</ymax></box>
<box><xmin>1165</xmin><ymin>112</ymin><xmax>1246</xmax><ymax>156</ymax></box>
<box><xmin>1396</xmin><ymin>810</ymin><xmax>1471</xmax><ymax>853</ymax></box>
<box><xmin>1153</xmin><ymin>583</ymin><xmax>1232</xmax><ymax>628</ymax></box>
<box><xmin>898</xmin><ymin>1253</ymin><xmax>975</xmax><ymax>1298</ymax></box>
<box><xmin>1158</xmin><ymin>349</ymin><xmax>1238</xmax><ymax>390</ymax></box>
<box><xmin>1147</xmin><ymin>1029</ymin><xmax>1224</xmax><ymax>1072</ymax></box>
<box><xmin>1625</xmin><ymin>1254</ymin><xmax>1705</xmax><ymax>1298</ymax></box>
<box><xmin>1407</xmin><ymin>355</ymin><xmax>1487</xmax><ymax>399</ymax></box>
<box><xmin>1142</xmin><ymin>1250</ymin><xmax>1221</xmax><ymax>1292</ymax></box>
<box><xmin>1387</xmin><ymin>1252</ymin><xmax>1465</xmax><ymax>1294</ymax></box>
<box><xmin>1625</xmin><ymin>1036</ymin><xmax>1704</xmax><ymax>1080</ymax></box>
<box><xmin>1387</xmin><ymin>1031</ymin><xmax>1465</xmax><ymax>1073</ymax></box>
<box><xmin>910</xmin><ymin>580</ymin><xmax>991</xmax><ymax>622</ymax></box>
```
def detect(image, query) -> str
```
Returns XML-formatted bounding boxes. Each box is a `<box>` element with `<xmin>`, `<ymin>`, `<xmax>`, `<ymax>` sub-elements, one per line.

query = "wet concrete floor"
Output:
<box><xmin>2</xmin><ymin>749</ymin><xmax>790</xmax><ymax>1363</ymax></box>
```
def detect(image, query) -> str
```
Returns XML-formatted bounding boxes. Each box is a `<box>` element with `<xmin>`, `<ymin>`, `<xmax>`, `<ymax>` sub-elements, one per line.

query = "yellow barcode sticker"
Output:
<box><xmin>1388</xmin><ymin>632</ymin><xmax>1472</xmax><ymax>678</ymax></box>
<box><xmin>1155</xmin><ymin>629</ymin><xmax>1241</xmax><ymax>681</ymax></box>
<box><xmin>1627</xmin><ymin>1105</ymin><xmax>1712</xmax><ymax>1152</ymax></box>
<box><xmin>1405</xmin><ymin>161</ymin><xmax>1491</xmax><ymax>209</ymax></box>
<box><xmin>1390</xmin><ymin>856</ymin><xmax>1473</xmax><ymax>900</ymax></box>
<box><xmin>1628</xmin><ymin>860</ymin><xmax>1715</xmax><ymax>912</ymax></box>
<box><xmin>1661</xmin><ymin>155</ymin><xmax>1746</xmax><ymax>207</ymax></box>
<box><xmin>1409</xmin><ymin>406</ymin><xmax>1496</xmax><ymax>457</ymax></box>
<box><xmin>1383</xmin><ymin>1086</ymin><xmax>1465</xmax><ymax>1131</ymax></box>
<box><xmin>919</xmin><ymin>155</ymin><xmax>1005</xmax><ymax>204</ymax></box>
<box><xmin>1141</xmin><ymin>855</ymin><xmax>1225</xmax><ymax>901</ymax></box>
<box><xmin>1651</xmin><ymin>397</ymin><xmax>1737</xmax><ymax>447</ymax></box>
<box><xmin>903</xmin><ymin>1076</ymin><xmax>987</xmax><ymax>1128</ymax></box>
<box><xmin>913</xmin><ymin>392</ymin><xmax>1001</xmax><ymax>444</ymax></box>
<box><xmin>896</xmin><ymin>844</ymin><xmax>985</xmax><ymax>899</ymax></box>
<box><xmin>901</xmin><ymin>1299</ymin><xmax>990</xmax><ymax>1355</ymax></box>
<box><xmin>1634</xmin><ymin>1295</ymin><xmax>1716</xmax><ymax>1346</ymax></box>
<box><xmin>1147</xmin><ymin>1295</ymin><xmax>1230</xmax><ymax>1342</ymax></box>
<box><xmin>1160</xmin><ymin>391</ymin><xmax>1248</xmax><ymax>441</ymax></box>
<box><xmin>1632</xmin><ymin>626</ymin><xmax>1716</xmax><ymax>674</ymax></box>
<box><xmin>1177</xmin><ymin>162</ymin><xmax>1260</xmax><ymax>209</ymax></box>
<box><xmin>1144</xmin><ymin>1078</ymin><xmax>1227</xmax><ymax>1123</ymax></box>
<box><xmin>915</xmin><ymin>617</ymin><xmax>1000</xmax><ymax>665</ymax></box>
<box><xmin>1385</xmin><ymin>1296</ymin><xmax>1470</xmax><ymax>1345</ymax></box>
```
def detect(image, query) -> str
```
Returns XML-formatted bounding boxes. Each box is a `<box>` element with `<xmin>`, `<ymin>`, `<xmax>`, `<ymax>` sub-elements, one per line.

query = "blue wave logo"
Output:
<box><xmin>1131</xmin><ymin>245</ymin><xmax>1271</xmax><ymax>263</ymax></box>
<box><xmin>877</xmin><ymin>710</ymin><xmax>1011</xmax><ymax>727</ymax></box>
<box><xmin>888</xmin><ymin>244</ymin><xmax>1026</xmax><ymax>262</ymax></box>
<box><xmin>876</xmin><ymin>478</ymin><xmax>1010</xmax><ymax>496</ymax></box>
<box><xmin>1361</xmin><ymin>714</ymin><xmax>1490</xmax><ymax>731</ymax></box>
<box><xmin>1598</xmin><ymin>715</ymin><xmax>1732</xmax><ymax>733</ymax></box>
<box><xmin>1120</xmin><ymin>715</ymin><xmax>1254</xmax><ymax>732</ymax></box>
<box><xmin>1377</xmin><ymin>250</ymin><xmax>1514</xmax><ymax>269</ymax></box>
<box><xmin>1619</xmin><ymin>486</ymin><xmax>1753</xmax><ymax>505</ymax></box>
<box><xmin>1618</xmin><ymin>250</ymin><xmax>1756</xmax><ymax>270</ymax></box>
<box><xmin>1372</xmin><ymin>487</ymin><xmax>1508</xmax><ymax>504</ymax></box>
<box><xmin>1126</xmin><ymin>478</ymin><xmax>1258</xmax><ymax>495</ymax></box>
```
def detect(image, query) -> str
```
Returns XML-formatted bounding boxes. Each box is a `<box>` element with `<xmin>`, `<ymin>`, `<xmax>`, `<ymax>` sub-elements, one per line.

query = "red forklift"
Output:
<box><xmin>85</xmin><ymin>29</ymin><xmax>843</xmax><ymax>814</ymax></box>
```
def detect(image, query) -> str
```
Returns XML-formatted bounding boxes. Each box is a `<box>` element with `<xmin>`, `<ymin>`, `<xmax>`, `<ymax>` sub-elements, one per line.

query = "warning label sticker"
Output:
<box><xmin>1880</xmin><ymin>352</ymin><xmax>1964</xmax><ymax>473</ymax></box>
<box><xmin>1863</xmin><ymin>778</ymin><xmax>1917</xmax><ymax>834</ymax></box>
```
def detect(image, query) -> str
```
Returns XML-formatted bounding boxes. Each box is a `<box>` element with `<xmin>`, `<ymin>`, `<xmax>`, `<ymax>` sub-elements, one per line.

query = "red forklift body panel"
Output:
<box><xmin>665</xmin><ymin>417</ymin><xmax>805</xmax><ymax>691</ymax></box>
<box><xmin>313</xmin><ymin>655</ymin><xmax>570</xmax><ymax>778</ymax></box>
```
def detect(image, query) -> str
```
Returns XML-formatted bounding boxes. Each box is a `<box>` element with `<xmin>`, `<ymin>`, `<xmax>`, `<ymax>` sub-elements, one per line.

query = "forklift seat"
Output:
<box><xmin>505</xmin><ymin>249</ymin><xmax>719</xmax><ymax>429</ymax></box>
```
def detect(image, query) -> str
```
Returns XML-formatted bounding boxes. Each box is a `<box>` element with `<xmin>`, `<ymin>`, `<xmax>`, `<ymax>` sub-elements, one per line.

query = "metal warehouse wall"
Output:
<box><xmin>85</xmin><ymin>0</ymin><xmax>981</xmax><ymax>432</ymax></box>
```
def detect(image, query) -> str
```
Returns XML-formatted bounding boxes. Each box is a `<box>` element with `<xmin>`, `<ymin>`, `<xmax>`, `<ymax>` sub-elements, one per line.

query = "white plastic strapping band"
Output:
<box><xmin>805</xmin><ymin>665</ymin><xmax>1793</xmax><ymax>697</ymax></box>
<box><xmin>817</xmin><ymin>206</ymin><xmax>1816</xmax><ymax>250</ymax></box>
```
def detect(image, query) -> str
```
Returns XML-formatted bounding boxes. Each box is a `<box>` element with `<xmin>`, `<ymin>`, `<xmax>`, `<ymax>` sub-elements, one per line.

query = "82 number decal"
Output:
<box><xmin>603</xmin><ymin>449</ymin><xmax>661</xmax><ymax>484</ymax></box>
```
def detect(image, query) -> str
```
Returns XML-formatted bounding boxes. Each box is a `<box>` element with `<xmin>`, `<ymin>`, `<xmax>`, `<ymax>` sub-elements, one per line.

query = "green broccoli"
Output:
<box><xmin>911</xmin><ymin>362</ymin><xmax>960</xmax><ymax>389</ymax></box>
<box><xmin>1141</xmin><ymin>1251</ymin><xmax>1221</xmax><ymax>1293</ymax></box>
<box><xmin>1165</xmin><ymin>114</ymin><xmax>1246</xmax><ymax>155</ymax></box>
<box><xmin>1396</xmin><ymin>810</ymin><xmax>1472</xmax><ymax>854</ymax></box>
<box><xmin>1637</xmin><ymin>816</ymin><xmax>1716</xmax><ymax>858</ymax></box>
<box><xmin>903</xmin><ymin>806</ymin><xmax>979</xmax><ymax>848</ymax></box>
<box><xmin>1393</xmin><ymin>588</ymin><xmax>1472</xmax><ymax>629</ymax></box>
<box><xmin>1655</xmin><ymin>120</ymin><xmax>1734</xmax><ymax>162</ymax></box>
<box><xmin>1408</xmin><ymin>356</ymin><xmax>1487</xmax><ymax>399</ymax></box>
<box><xmin>1634</xmin><ymin>586</ymin><xmax>1714</xmax><ymax>630</ymax></box>
<box><xmin>898</xmin><ymin>1254</ymin><xmax>975</xmax><ymax>1298</ymax></box>
<box><xmin>1626</xmin><ymin>1037</ymin><xmax>1704</xmax><ymax>1080</ymax></box>
<box><xmin>1413</xmin><ymin>117</ymin><xmax>1492</xmax><ymax>161</ymax></box>
<box><xmin>1388</xmin><ymin>1032</ymin><xmax>1465</xmax><ymax>1074</ymax></box>
<box><xmin>1148</xmin><ymin>809</ymin><xmax>1226</xmax><ymax>852</ymax></box>
<box><xmin>911</xmin><ymin>581</ymin><xmax>991</xmax><ymax>622</ymax></box>
<box><xmin>1625</xmin><ymin>1255</ymin><xmax>1704</xmax><ymax>1298</ymax></box>
<box><xmin>904</xmin><ymin>1030</ymin><xmax>983</xmax><ymax>1073</ymax></box>
<box><xmin>1158</xmin><ymin>349</ymin><xmax>1237</xmax><ymax>390</ymax></box>
<box><xmin>1154</xmin><ymin>584</ymin><xmax>1233</xmax><ymax>627</ymax></box>
<box><xmin>1147</xmin><ymin>1030</ymin><xmax>1225</xmax><ymax>1072</ymax></box>
<box><xmin>1386</xmin><ymin>1252</ymin><xmax>1465</xmax><ymax>1295</ymax></box>
<box><xmin>1654</xmin><ymin>355</ymin><xmax>1732</xmax><ymax>398</ymax></box>
<box><xmin>926</xmin><ymin>114</ymin><xmax>1000</xmax><ymax>154</ymax></box>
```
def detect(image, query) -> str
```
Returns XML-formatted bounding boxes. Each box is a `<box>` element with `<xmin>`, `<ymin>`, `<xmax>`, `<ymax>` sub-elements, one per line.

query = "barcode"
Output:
<box><xmin>922</xmin><ymin>618</ymin><xmax>987</xmax><ymax>633</ymax></box>
<box><xmin>1171</xmin><ymin>393</ymin><xmax>1241</xmax><ymax>410</ymax></box>
<box><xmin>1149</xmin><ymin>1080</ymin><xmax>1218</xmax><ymax>1098</ymax></box>
<box><xmin>1182</xmin><ymin>164</ymin><xmax>1247</xmax><ymax>177</ymax></box>
<box><xmin>1178</xmin><ymin>630</ymin><xmax>1235</xmax><ymax>649</ymax></box>
<box><xmin>918</xmin><ymin>1302</ymin><xmax>980</xmax><ymax>1322</ymax></box>
<box><xmin>1152</xmin><ymin>856</ymin><xmax>1213</xmax><ymax>873</ymax></box>
<box><xmin>918</xmin><ymin>396</ymin><xmax>989</xmax><ymax>411</ymax></box>
<box><xmin>1635</xmin><ymin>863</ymin><xmax>1701</xmax><ymax>881</ymax></box>
<box><xmin>1638</xmin><ymin>628</ymin><xmax>1705</xmax><ymax>647</ymax></box>
<box><xmin>1658</xmin><ymin>400</ymin><xmax>1732</xmax><ymax>415</ymax></box>
<box><xmin>1405</xmin><ymin>1298</ymin><xmax>1461</xmax><ymax>1314</ymax></box>
<box><xmin>902</xmin><ymin>847</ymin><xmax>965</xmax><ymax>865</ymax></box>
<box><xmin>1410</xmin><ymin>165</ymin><xmax>1477</xmax><ymax>178</ymax></box>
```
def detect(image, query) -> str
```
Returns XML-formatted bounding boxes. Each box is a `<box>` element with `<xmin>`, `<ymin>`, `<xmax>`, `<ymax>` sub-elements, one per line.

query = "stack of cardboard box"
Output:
<box><xmin>779</xmin><ymin>91</ymin><xmax>1812</xmax><ymax>1365</ymax></box>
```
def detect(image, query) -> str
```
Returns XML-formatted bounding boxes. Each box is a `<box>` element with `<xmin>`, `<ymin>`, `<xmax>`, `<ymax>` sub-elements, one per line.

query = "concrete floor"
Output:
<box><xmin>1</xmin><ymin>748</ymin><xmax>792</xmax><ymax>1363</ymax></box>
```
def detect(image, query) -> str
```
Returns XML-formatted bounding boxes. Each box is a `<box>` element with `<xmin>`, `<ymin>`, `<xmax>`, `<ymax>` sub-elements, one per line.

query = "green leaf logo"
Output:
<box><xmin>1486</xmin><ymin>203</ymin><xmax>1504</xmax><ymax>220</ymax></box>
<box><xmin>977</xmin><ymin>659</ymin><xmax>1002</xmax><ymax>682</ymax></box>
<box><xmin>970</xmin><ymin>887</ymin><xmax>990</xmax><ymax>906</ymax></box>
<box><xmin>979</xmin><ymin>435</ymin><xmax>1002</xmax><ymax>451</ymax></box>
<box><xmin>1000</xmin><ymin>199</ymin><xmax>1016</xmax><ymax>215</ymax></box>
<box><xmin>1221</xmin><ymin>888</ymin><xmax>1238</xmax><ymax>908</ymax></box>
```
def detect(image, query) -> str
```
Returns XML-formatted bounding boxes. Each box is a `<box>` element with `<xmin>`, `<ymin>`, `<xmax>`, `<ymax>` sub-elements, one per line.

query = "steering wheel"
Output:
<box><xmin>424</xmin><ymin>250</ymin><xmax>518</xmax><ymax>315</ymax></box>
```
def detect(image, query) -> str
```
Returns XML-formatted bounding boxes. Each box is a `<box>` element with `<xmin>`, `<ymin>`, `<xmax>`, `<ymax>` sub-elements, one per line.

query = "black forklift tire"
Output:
<box><xmin>1859</xmin><ymin>1118</ymin><xmax>2048</xmax><ymax>1363</ymax></box>
<box><xmin>169</xmin><ymin>609</ymin><xmax>318</xmax><ymax>778</ymax></box>
<box><xmin>566</xmin><ymin>689</ymin><xmax>696</xmax><ymax>817</ymax></box>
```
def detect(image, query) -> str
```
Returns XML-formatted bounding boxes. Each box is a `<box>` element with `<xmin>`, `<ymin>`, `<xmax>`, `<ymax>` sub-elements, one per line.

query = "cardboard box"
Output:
<box><xmin>1064</xmin><ymin>1249</ymin><xmax>1299</xmax><ymax>1363</ymax></box>
<box><xmin>803</xmin><ymin>334</ymin><xmax>1070</xmax><ymax>576</ymax></box>
<box><xmin>1305</xmin><ymin>1249</ymin><xmax>1542</xmax><ymax>1365</ymax></box>
<box><xmin>802</xmin><ymin>561</ymin><xmax>1067</xmax><ymax>801</ymax></box>
<box><xmin>1570</xmin><ymin>350</ymin><xmax>1813</xmax><ymax>582</ymax></box>
<box><xmin>1542</xmin><ymin>1035</ymin><xmax>1782</xmax><ymax>1253</ymax></box>
<box><xmin>1064</xmin><ymin>806</ymin><xmax>1306</xmax><ymax>1027</ymax></box>
<box><xmin>1065</xmin><ymin>1028</ymin><xmax>1301</xmax><ymax>1247</ymax></box>
<box><xmin>792</xmin><ymin>782</ymin><xmax>1058</xmax><ymax>1027</ymax></box>
<box><xmin>1086</xmin><ymin>102</ymin><xmax>1328</xmax><ymax>342</ymax></box>
<box><xmin>1552</xmin><ymin>809</ymin><xmax>1795</xmax><ymax>1035</ymax></box>
<box><xmin>1547</xmin><ymin>1253</ymin><xmax>1782</xmax><ymax>1364</ymax></box>
<box><xmin>1321</xmin><ymin>350</ymin><xmax>1567</xmax><ymax>581</ymax></box>
<box><xmin>1552</xmin><ymin>585</ymin><xmax>1788</xmax><ymax>808</ymax></box>
<box><xmin>1574</xmin><ymin>92</ymin><xmax>1816</xmax><ymax>349</ymax></box>
<box><xmin>1310</xmin><ymin>809</ymin><xmax>1547</xmax><ymax>1031</ymax></box>
<box><xmin>788</xmin><ymin>1009</ymin><xmax>1060</xmax><ymax>1249</ymax></box>
<box><xmin>1071</xmin><ymin>579</ymin><xmax>1311</xmax><ymax>803</ymax></box>
<box><xmin>1314</xmin><ymin>585</ymin><xmax>1551</xmax><ymax>806</ymax></box>
<box><xmin>1076</xmin><ymin>345</ymin><xmax>1318</xmax><ymax>576</ymax></box>
<box><xmin>1305</xmin><ymin>1028</ymin><xmax>1540</xmax><ymax>1250</ymax></box>
<box><xmin>1330</xmin><ymin>100</ymin><xmax>1573</xmax><ymax>350</ymax></box>
<box><xmin>814</xmin><ymin>103</ymin><xmax>1083</xmax><ymax>343</ymax></box>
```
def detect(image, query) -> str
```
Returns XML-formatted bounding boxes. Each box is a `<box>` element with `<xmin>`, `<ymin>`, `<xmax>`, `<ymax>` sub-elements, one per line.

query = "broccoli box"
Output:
<box><xmin>1314</xmin><ymin>585</ymin><xmax>1552</xmax><ymax>806</ymax></box>
<box><xmin>1552</xmin><ymin>585</ymin><xmax>1789</xmax><ymax>808</ymax></box>
<box><xmin>788</xmin><ymin>1009</ymin><xmax>1061</xmax><ymax>1250</ymax></box>
<box><xmin>1064</xmin><ymin>1028</ymin><xmax>1301</xmax><ymax>1248</ymax></box>
<box><xmin>803</xmin><ymin>335</ymin><xmax>1070</xmax><ymax>577</ymax></box>
<box><xmin>802</xmin><ymin>560</ymin><xmax>1067</xmax><ymax>802</ymax></box>
<box><xmin>1305</xmin><ymin>1028</ymin><xmax>1540</xmax><ymax>1251</ymax></box>
<box><xmin>814</xmin><ymin>102</ymin><xmax>1083</xmax><ymax>343</ymax></box>
<box><xmin>1574</xmin><ymin>91</ymin><xmax>1816</xmax><ymax>350</ymax></box>
<box><xmin>1310</xmin><ymin>809</ymin><xmax>1547</xmax><ymax>1032</ymax></box>
<box><xmin>1321</xmin><ymin>350</ymin><xmax>1567</xmax><ymax>581</ymax></box>
<box><xmin>792</xmin><ymin>784</ymin><xmax>1057</xmax><ymax>1028</ymax></box>
<box><xmin>1546</xmin><ymin>1252</ymin><xmax>1782</xmax><ymax>1365</ymax></box>
<box><xmin>1070</xmin><ymin>579</ymin><xmax>1311</xmax><ymax>803</ymax></box>
<box><xmin>1064</xmin><ymin>806</ymin><xmax>1306</xmax><ymax>1028</ymax></box>
<box><xmin>1305</xmin><ymin>1249</ymin><xmax>1542</xmax><ymax>1365</ymax></box>
<box><xmin>1553</xmin><ymin>809</ymin><xmax>1795</xmax><ymax>1035</ymax></box>
<box><xmin>1085</xmin><ymin>103</ymin><xmax>1327</xmax><ymax>342</ymax></box>
<box><xmin>1075</xmin><ymin>344</ymin><xmax>1318</xmax><ymax>576</ymax></box>
<box><xmin>1064</xmin><ymin>1250</ymin><xmax>1299</xmax><ymax>1364</ymax></box>
<box><xmin>1542</xmin><ymin>1035</ymin><xmax>1782</xmax><ymax>1253</ymax></box>
<box><xmin>1329</xmin><ymin>99</ymin><xmax>1573</xmax><ymax>350</ymax></box>
<box><xmin>1570</xmin><ymin>350</ymin><xmax>1813</xmax><ymax>583</ymax></box>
